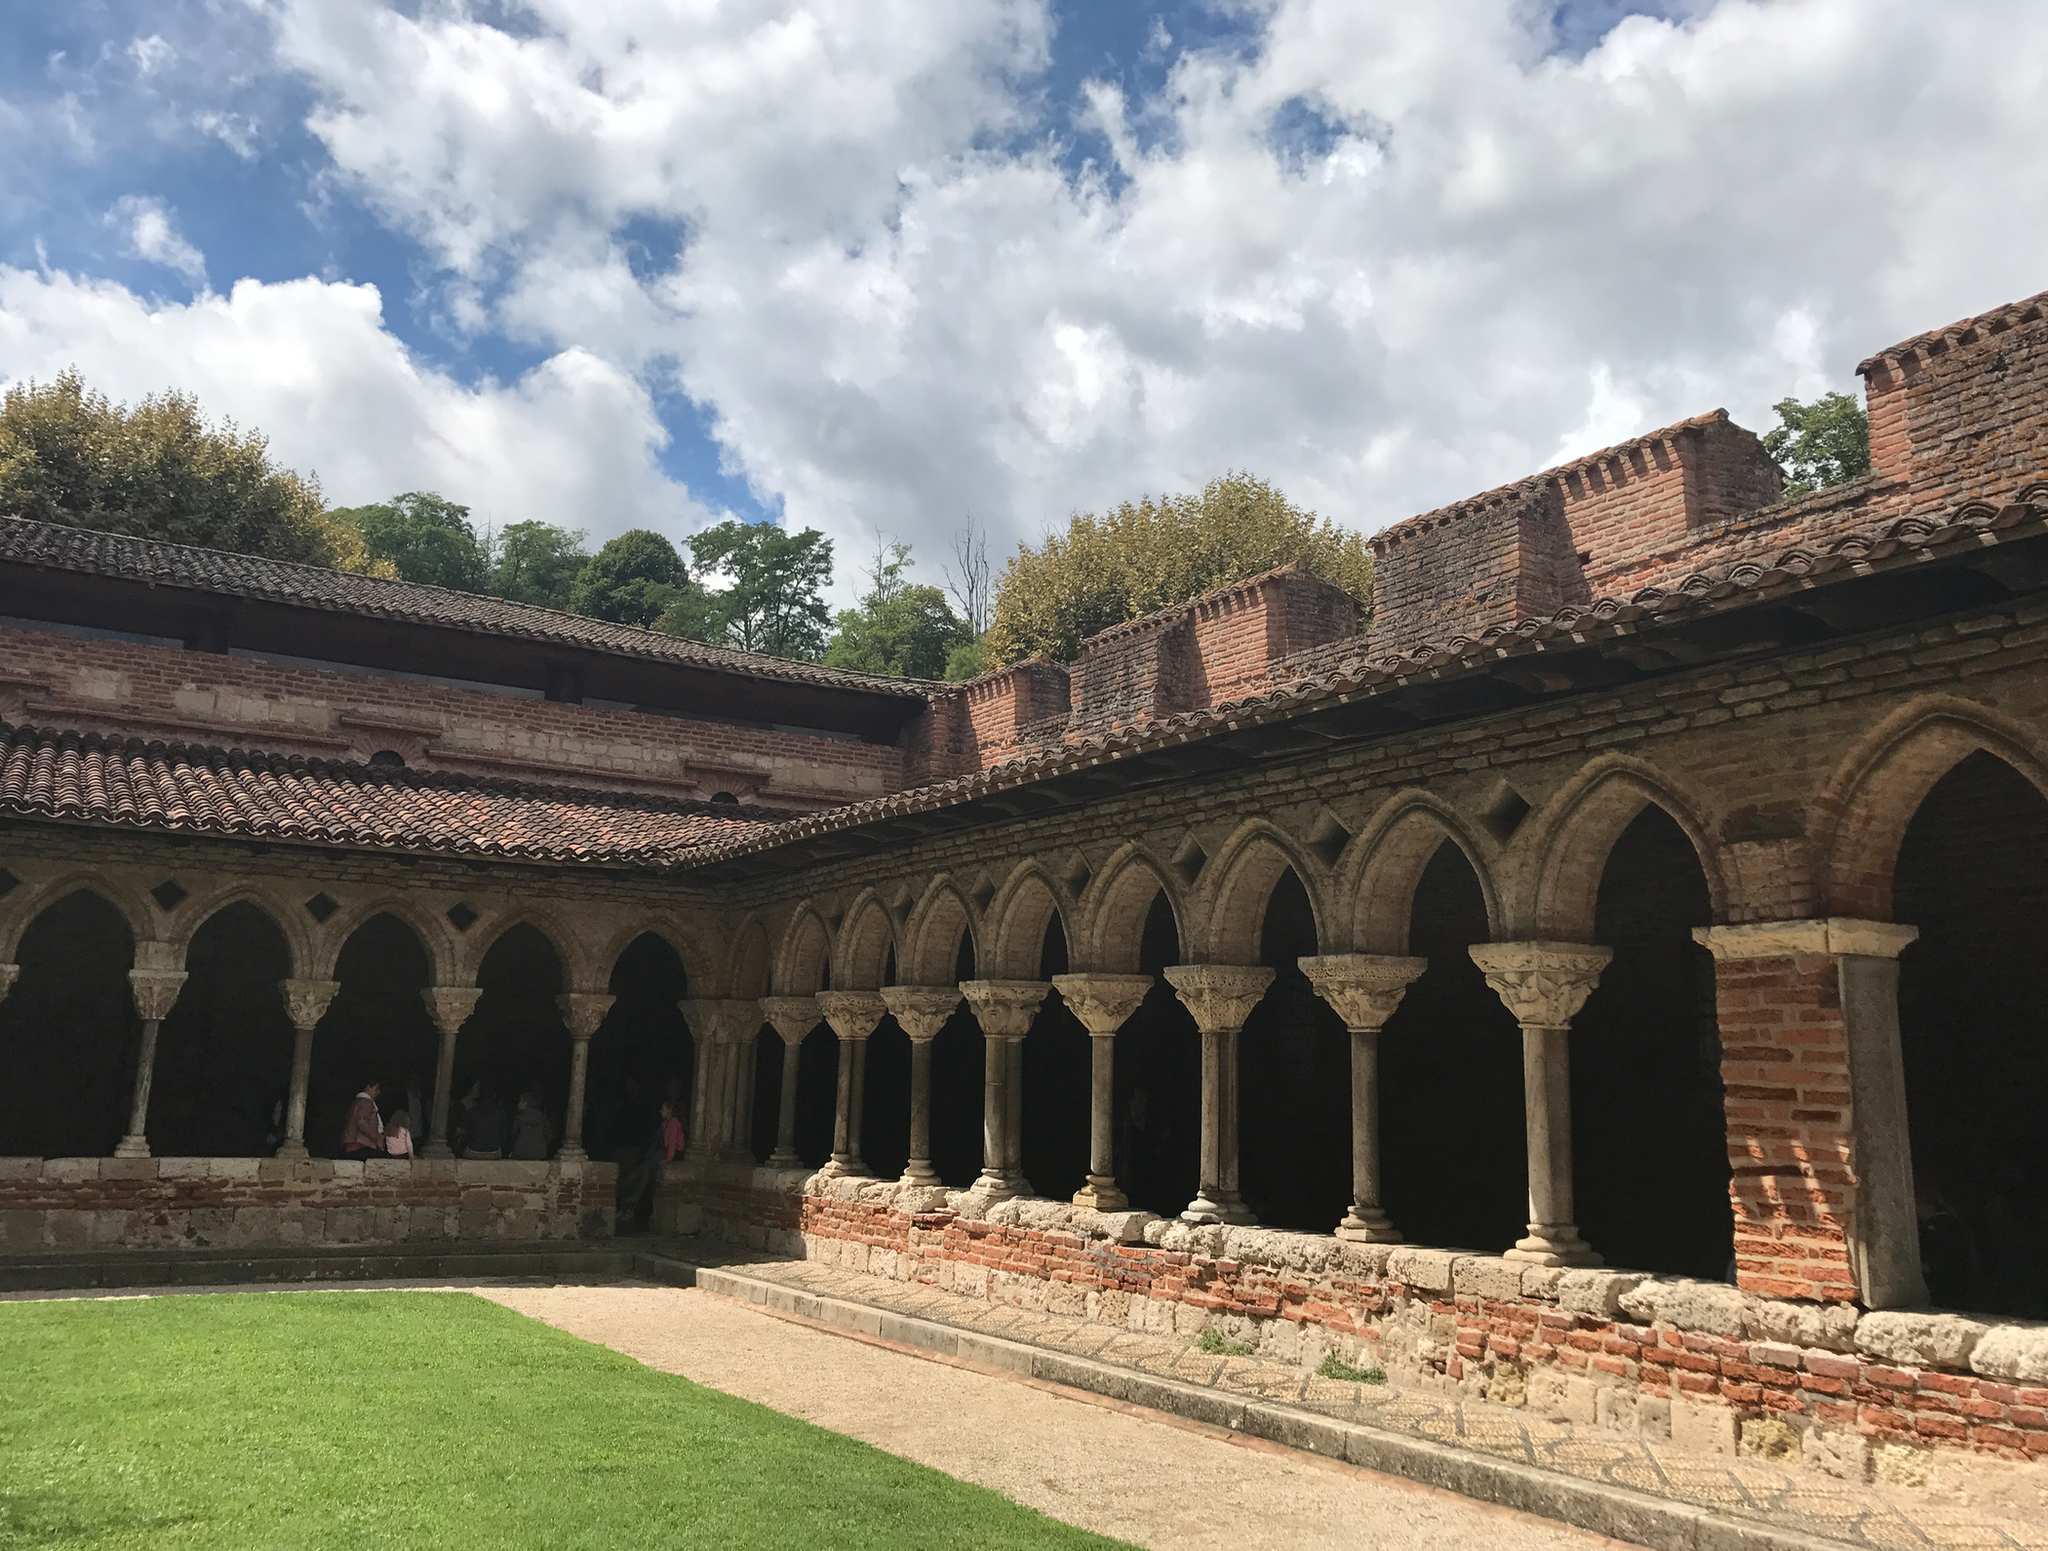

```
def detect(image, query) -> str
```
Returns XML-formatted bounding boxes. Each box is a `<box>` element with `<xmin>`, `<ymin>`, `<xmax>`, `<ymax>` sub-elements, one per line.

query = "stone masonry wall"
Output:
<box><xmin>0</xmin><ymin>621</ymin><xmax>898</xmax><ymax>809</ymax></box>
<box><xmin>0</xmin><ymin>1156</ymin><xmax>616</xmax><ymax>1251</ymax></box>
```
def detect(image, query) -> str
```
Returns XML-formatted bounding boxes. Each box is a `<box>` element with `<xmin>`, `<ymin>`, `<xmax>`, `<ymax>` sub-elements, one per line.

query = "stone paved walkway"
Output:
<box><xmin>698</xmin><ymin>1252</ymin><xmax>2048</xmax><ymax>1551</ymax></box>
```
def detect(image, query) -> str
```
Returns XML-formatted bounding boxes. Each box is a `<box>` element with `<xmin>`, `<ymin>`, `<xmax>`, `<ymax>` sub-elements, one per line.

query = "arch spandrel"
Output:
<box><xmin>1077</xmin><ymin>843</ymin><xmax>1185</xmax><ymax>974</ymax></box>
<box><xmin>902</xmin><ymin>876</ymin><xmax>978</xmax><ymax>985</ymax></box>
<box><xmin>832</xmin><ymin>889</ymin><xmax>897</xmax><ymax>990</ymax></box>
<box><xmin>1201</xmin><ymin>819</ymin><xmax>1328</xmax><ymax>966</ymax></box>
<box><xmin>984</xmin><ymin>862</ymin><xmax>1071</xmax><ymax>980</ymax></box>
<box><xmin>1342</xmin><ymin>791</ymin><xmax>1504</xmax><ymax>955</ymax></box>
<box><xmin>1815</xmin><ymin>695</ymin><xmax>2048</xmax><ymax>921</ymax></box>
<box><xmin>1521</xmin><ymin>753</ymin><xmax>1731</xmax><ymax>941</ymax></box>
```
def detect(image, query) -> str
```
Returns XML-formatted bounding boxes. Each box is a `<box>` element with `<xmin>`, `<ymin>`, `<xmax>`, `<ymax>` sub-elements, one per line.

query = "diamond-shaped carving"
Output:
<box><xmin>1307</xmin><ymin>810</ymin><xmax>1351</xmax><ymax>869</ymax></box>
<box><xmin>149</xmin><ymin>878</ymin><xmax>188</xmax><ymax>912</ymax></box>
<box><xmin>304</xmin><ymin>892</ymin><xmax>339</xmax><ymax>923</ymax></box>
<box><xmin>967</xmin><ymin>871</ymin><xmax>996</xmax><ymax>913</ymax></box>
<box><xmin>446</xmin><ymin>902</ymin><xmax>479</xmax><ymax>932</ymax></box>
<box><xmin>1060</xmin><ymin>850</ymin><xmax>1092</xmax><ymax>897</ymax></box>
<box><xmin>1170</xmin><ymin>834</ymin><xmax>1207</xmax><ymax>887</ymax></box>
<box><xmin>0</xmin><ymin>869</ymin><xmax>18</xmax><ymax>900</ymax></box>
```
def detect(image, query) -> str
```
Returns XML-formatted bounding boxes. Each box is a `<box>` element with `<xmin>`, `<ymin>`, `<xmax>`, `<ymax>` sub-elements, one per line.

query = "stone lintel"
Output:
<box><xmin>878</xmin><ymin>984</ymin><xmax>963</xmax><ymax>1041</ymax></box>
<box><xmin>1298</xmin><ymin>954</ymin><xmax>1429</xmax><ymax>1032</ymax></box>
<box><xmin>958</xmin><ymin>979</ymin><xmax>1050</xmax><ymax>1037</ymax></box>
<box><xmin>1694</xmin><ymin>918</ymin><xmax>1920</xmax><ymax>961</ymax></box>
<box><xmin>814</xmin><ymin>990</ymin><xmax>888</xmax><ymax>1042</ymax></box>
<box><xmin>1050</xmin><ymin>973</ymin><xmax>1153</xmax><ymax>1036</ymax></box>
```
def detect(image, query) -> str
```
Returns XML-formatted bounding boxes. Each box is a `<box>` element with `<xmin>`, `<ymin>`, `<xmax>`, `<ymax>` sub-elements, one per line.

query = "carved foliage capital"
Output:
<box><xmin>879</xmin><ymin>985</ymin><xmax>962</xmax><ymax>1042</ymax></box>
<box><xmin>1298</xmin><ymin>954</ymin><xmax>1429</xmax><ymax>1032</ymax></box>
<box><xmin>1162</xmin><ymin>964</ymin><xmax>1274</xmax><ymax>1033</ymax></box>
<box><xmin>1467</xmin><ymin>942</ymin><xmax>1611</xmax><ymax>1028</ymax></box>
<box><xmin>277</xmin><ymin>978</ymin><xmax>341</xmax><ymax>1030</ymax></box>
<box><xmin>680</xmin><ymin>998</ymin><xmax>762</xmax><ymax>1046</ymax></box>
<box><xmin>128</xmin><ymin>968</ymin><xmax>189</xmax><ymax>1022</ymax></box>
<box><xmin>420</xmin><ymin>985</ymin><xmax>483</xmax><ymax>1034</ymax></box>
<box><xmin>758</xmin><ymin>996</ymin><xmax>823</xmax><ymax>1045</ymax></box>
<box><xmin>556</xmin><ymin>992</ymin><xmax>617</xmax><ymax>1040</ymax></box>
<box><xmin>815</xmin><ymin>990</ymin><xmax>888</xmax><ymax>1042</ymax></box>
<box><xmin>958</xmin><ymin>979</ymin><xmax>1049</xmax><ymax>1038</ymax></box>
<box><xmin>1050</xmin><ymin>974</ymin><xmax>1153</xmax><ymax>1036</ymax></box>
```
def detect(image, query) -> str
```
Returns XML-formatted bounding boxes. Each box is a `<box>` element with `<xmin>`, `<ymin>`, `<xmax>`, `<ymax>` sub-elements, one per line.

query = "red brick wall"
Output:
<box><xmin>0</xmin><ymin>624</ymin><xmax>899</xmax><ymax>809</ymax></box>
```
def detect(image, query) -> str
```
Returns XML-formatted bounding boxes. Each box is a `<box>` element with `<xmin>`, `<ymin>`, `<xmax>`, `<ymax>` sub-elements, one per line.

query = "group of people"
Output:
<box><xmin>340</xmin><ymin>1078</ymin><xmax>425</xmax><ymax>1160</ymax></box>
<box><xmin>336</xmin><ymin>1077</ymin><xmax>558</xmax><ymax>1161</ymax></box>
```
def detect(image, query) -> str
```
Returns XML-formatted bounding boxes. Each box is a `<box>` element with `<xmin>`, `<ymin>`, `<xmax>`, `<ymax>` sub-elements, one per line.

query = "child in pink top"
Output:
<box><xmin>660</xmin><ymin>1101</ymin><xmax>686</xmax><ymax>1161</ymax></box>
<box><xmin>384</xmin><ymin>1110</ymin><xmax>416</xmax><ymax>1159</ymax></box>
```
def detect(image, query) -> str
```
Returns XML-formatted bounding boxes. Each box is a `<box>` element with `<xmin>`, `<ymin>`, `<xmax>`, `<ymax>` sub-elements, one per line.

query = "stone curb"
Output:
<box><xmin>691</xmin><ymin>1265</ymin><xmax>1857</xmax><ymax>1551</ymax></box>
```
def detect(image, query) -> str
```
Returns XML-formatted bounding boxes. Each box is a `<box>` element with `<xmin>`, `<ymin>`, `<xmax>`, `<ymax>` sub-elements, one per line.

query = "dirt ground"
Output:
<box><xmin>481</xmin><ymin>1282</ymin><xmax>1631</xmax><ymax>1551</ymax></box>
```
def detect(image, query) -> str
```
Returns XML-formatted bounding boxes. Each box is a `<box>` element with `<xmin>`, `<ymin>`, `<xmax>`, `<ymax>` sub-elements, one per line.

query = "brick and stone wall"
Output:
<box><xmin>0</xmin><ymin>1156</ymin><xmax>616</xmax><ymax>1251</ymax></box>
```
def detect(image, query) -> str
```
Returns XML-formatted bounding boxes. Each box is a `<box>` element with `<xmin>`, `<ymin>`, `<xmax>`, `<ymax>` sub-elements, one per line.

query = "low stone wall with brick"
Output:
<box><xmin>0</xmin><ymin>1156</ymin><xmax>617</xmax><ymax>1251</ymax></box>
<box><xmin>666</xmin><ymin>1169</ymin><xmax>2048</xmax><ymax>1483</ymax></box>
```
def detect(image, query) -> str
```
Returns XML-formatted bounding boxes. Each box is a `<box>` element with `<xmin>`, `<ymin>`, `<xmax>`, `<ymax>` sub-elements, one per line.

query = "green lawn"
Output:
<box><xmin>0</xmin><ymin>1290</ymin><xmax>1128</xmax><ymax>1551</ymax></box>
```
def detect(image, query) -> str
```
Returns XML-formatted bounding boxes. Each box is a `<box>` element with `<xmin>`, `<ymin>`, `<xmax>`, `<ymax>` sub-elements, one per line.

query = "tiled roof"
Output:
<box><xmin>0</xmin><ymin>721</ymin><xmax>787</xmax><ymax>865</ymax></box>
<box><xmin>688</xmin><ymin>492</ymin><xmax>2048</xmax><ymax>866</ymax></box>
<box><xmin>1857</xmin><ymin>288</ymin><xmax>2048</xmax><ymax>374</ymax></box>
<box><xmin>0</xmin><ymin>515</ymin><xmax>932</xmax><ymax>698</ymax></box>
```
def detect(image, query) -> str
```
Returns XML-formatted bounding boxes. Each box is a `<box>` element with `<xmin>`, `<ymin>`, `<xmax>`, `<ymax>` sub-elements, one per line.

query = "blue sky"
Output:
<box><xmin>2</xmin><ymin>1</ymin><xmax>2042</xmax><ymax>602</ymax></box>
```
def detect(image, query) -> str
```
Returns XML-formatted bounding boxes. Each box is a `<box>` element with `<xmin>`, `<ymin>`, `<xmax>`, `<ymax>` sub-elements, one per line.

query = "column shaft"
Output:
<box><xmin>428</xmin><ymin>1026</ymin><xmax>460</xmax><ymax>1156</ymax></box>
<box><xmin>1051</xmin><ymin>974</ymin><xmax>1149</xmax><ymax>1214</ymax></box>
<box><xmin>1162</xmin><ymin>966</ymin><xmax>1270</xmax><ymax>1226</ymax></box>
<box><xmin>772</xmin><ymin>1037</ymin><xmax>803</xmax><ymax>1166</ymax></box>
<box><xmin>281</xmin><ymin>1024</ymin><xmax>317</xmax><ymax>1158</ymax></box>
<box><xmin>903</xmin><ymin>1036</ymin><xmax>939</xmax><ymax>1186</ymax></box>
<box><xmin>1342</xmin><ymin>1028</ymin><xmax>1393</xmax><ymax>1238</ymax></box>
<box><xmin>1086</xmin><ymin>1035</ymin><xmax>1117</xmax><ymax>1189</ymax></box>
<box><xmin>1521</xmin><ymin>1025</ymin><xmax>1577</xmax><ymax>1246</ymax></box>
<box><xmin>561</xmin><ymin>1036</ymin><xmax>593</xmax><ymax>1159</ymax></box>
<box><xmin>114</xmin><ymin>1020</ymin><xmax>162</xmax><ymax>1159</ymax></box>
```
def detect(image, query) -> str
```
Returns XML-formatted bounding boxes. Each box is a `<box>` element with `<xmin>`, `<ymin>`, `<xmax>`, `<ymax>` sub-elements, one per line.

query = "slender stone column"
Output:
<box><xmin>1469</xmin><ymin>942</ymin><xmax>1611</xmax><ymax>1267</ymax></box>
<box><xmin>815</xmin><ymin>991</ymin><xmax>887</xmax><ymax>1176</ymax></box>
<box><xmin>1299</xmin><ymin>954</ymin><xmax>1429</xmax><ymax>1242</ymax></box>
<box><xmin>1051</xmin><ymin>974</ymin><xmax>1152</xmax><ymax>1211</ymax></box>
<box><xmin>959</xmin><ymin>980</ymin><xmax>1050</xmax><ymax>1200</ymax></box>
<box><xmin>881</xmin><ymin>986</ymin><xmax>961</xmax><ymax>1187</ymax></box>
<box><xmin>680</xmin><ymin>1000</ymin><xmax>759</xmax><ymax>1164</ymax></box>
<box><xmin>420</xmin><ymin>986</ymin><xmax>482</xmax><ymax>1158</ymax></box>
<box><xmin>275</xmin><ymin>979</ymin><xmax>342</xmax><ymax>1160</ymax></box>
<box><xmin>1695</xmin><ymin>918</ymin><xmax>1922</xmax><ymax>1309</ymax></box>
<box><xmin>114</xmin><ymin>951</ymin><xmax>189</xmax><ymax>1159</ymax></box>
<box><xmin>1162</xmin><ymin>966</ymin><xmax>1274</xmax><ymax>1225</ymax></box>
<box><xmin>759</xmin><ymin>996</ymin><xmax>821</xmax><ymax>1167</ymax></box>
<box><xmin>554</xmin><ymin>992</ymin><xmax>615</xmax><ymax>1161</ymax></box>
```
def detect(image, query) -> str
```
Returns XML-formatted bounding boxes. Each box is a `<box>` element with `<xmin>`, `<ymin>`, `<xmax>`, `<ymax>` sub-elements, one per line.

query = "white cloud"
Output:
<box><xmin>107</xmin><ymin>195</ymin><xmax>207</xmax><ymax>283</ymax></box>
<box><xmin>0</xmin><ymin>268</ymin><xmax>709</xmax><ymax>541</ymax></box>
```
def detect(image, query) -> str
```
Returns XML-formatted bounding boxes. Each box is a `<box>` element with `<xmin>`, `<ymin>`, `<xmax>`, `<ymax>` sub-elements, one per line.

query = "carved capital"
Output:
<box><xmin>0</xmin><ymin>963</ymin><xmax>18</xmax><ymax>1005</ymax></box>
<box><xmin>1050</xmin><ymin>973</ymin><xmax>1152</xmax><ymax>1036</ymax></box>
<box><xmin>680</xmin><ymin>997</ymin><xmax>763</xmax><ymax>1046</ymax></box>
<box><xmin>1162</xmin><ymin>964</ymin><xmax>1274</xmax><ymax>1033</ymax></box>
<box><xmin>556</xmin><ymin>991</ymin><xmax>616</xmax><ymax>1040</ymax></box>
<box><xmin>879</xmin><ymin>985</ymin><xmax>962</xmax><ymax>1042</ymax></box>
<box><xmin>1298</xmin><ymin>954</ymin><xmax>1428</xmax><ymax>1033</ymax></box>
<box><xmin>128</xmin><ymin>968</ymin><xmax>189</xmax><ymax>1023</ymax></box>
<box><xmin>815</xmin><ymin>990</ymin><xmax>888</xmax><ymax>1042</ymax></box>
<box><xmin>421</xmin><ymin>985</ymin><xmax>482</xmax><ymax>1035</ymax></box>
<box><xmin>1468</xmin><ymin>942</ymin><xmax>1611</xmax><ymax>1028</ymax></box>
<box><xmin>759</xmin><ymin>995</ymin><xmax>823</xmax><ymax>1045</ymax></box>
<box><xmin>958</xmin><ymin>979</ymin><xmax>1049</xmax><ymax>1038</ymax></box>
<box><xmin>277</xmin><ymin>978</ymin><xmax>341</xmax><ymax>1030</ymax></box>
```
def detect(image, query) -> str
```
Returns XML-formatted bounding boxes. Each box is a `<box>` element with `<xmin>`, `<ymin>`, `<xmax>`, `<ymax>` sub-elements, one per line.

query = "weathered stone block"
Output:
<box><xmin>1856</xmin><ymin>1310</ymin><xmax>1988</xmax><ymax>1370</ymax></box>
<box><xmin>1557</xmin><ymin>1269</ymin><xmax>1647</xmax><ymax>1317</ymax></box>
<box><xmin>1969</xmin><ymin>1321</ymin><xmax>2048</xmax><ymax>1382</ymax></box>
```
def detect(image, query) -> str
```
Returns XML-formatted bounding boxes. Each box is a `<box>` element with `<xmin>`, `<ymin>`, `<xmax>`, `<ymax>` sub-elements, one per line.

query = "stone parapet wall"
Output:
<box><xmin>0</xmin><ymin>1156</ymin><xmax>616</xmax><ymax>1251</ymax></box>
<box><xmin>665</xmin><ymin>1170</ymin><xmax>2048</xmax><ymax>1477</ymax></box>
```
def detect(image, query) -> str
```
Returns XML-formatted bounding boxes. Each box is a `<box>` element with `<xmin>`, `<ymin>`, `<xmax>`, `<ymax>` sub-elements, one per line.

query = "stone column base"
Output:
<box><xmin>113</xmin><ymin>1135</ymin><xmax>150</xmax><ymax>1159</ymax></box>
<box><xmin>1504</xmin><ymin>1225</ymin><xmax>1601</xmax><ymax>1268</ymax></box>
<box><xmin>1071</xmin><ymin>1177</ymin><xmax>1128</xmax><ymax>1212</ymax></box>
<box><xmin>1181</xmin><ymin>1189</ymin><xmax>1255</xmax><ymax>1227</ymax></box>
<box><xmin>274</xmin><ymin>1141</ymin><xmax>310</xmax><ymax>1161</ymax></box>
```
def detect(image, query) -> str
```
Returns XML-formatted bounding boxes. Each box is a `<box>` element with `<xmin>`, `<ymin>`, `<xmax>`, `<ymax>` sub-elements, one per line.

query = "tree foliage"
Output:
<box><xmin>570</xmin><ymin>529</ymin><xmax>686</xmax><ymax>627</ymax></box>
<box><xmin>672</xmin><ymin>520</ymin><xmax>833</xmax><ymax>660</ymax></box>
<box><xmin>330</xmin><ymin>491</ymin><xmax>489</xmax><ymax>591</ymax></box>
<box><xmin>1764</xmin><ymin>391</ymin><xmax>1871</xmax><ymax>499</ymax></box>
<box><xmin>986</xmin><ymin>471</ymin><xmax>1372</xmax><ymax>665</ymax></box>
<box><xmin>824</xmin><ymin>541</ymin><xmax>969</xmax><ymax>679</ymax></box>
<box><xmin>488</xmin><ymin>520</ymin><xmax>589</xmax><ymax>610</ymax></box>
<box><xmin>0</xmin><ymin>371</ymin><xmax>380</xmax><ymax>572</ymax></box>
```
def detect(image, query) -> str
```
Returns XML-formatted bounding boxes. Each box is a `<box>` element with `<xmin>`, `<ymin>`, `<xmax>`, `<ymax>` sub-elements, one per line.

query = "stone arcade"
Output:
<box><xmin>4</xmin><ymin>290</ymin><xmax>2048</xmax><ymax>1479</ymax></box>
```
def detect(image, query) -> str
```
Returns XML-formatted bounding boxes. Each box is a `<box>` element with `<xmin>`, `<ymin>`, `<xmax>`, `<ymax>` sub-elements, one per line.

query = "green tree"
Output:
<box><xmin>824</xmin><ymin>541</ymin><xmax>969</xmax><ymax>679</ymax></box>
<box><xmin>570</xmin><ymin>529</ymin><xmax>685</xmax><ymax>627</ymax></box>
<box><xmin>943</xmin><ymin>638</ymin><xmax>990</xmax><ymax>681</ymax></box>
<box><xmin>330</xmin><ymin>491</ymin><xmax>487</xmax><ymax>591</ymax></box>
<box><xmin>0</xmin><ymin>370</ymin><xmax>381</xmax><ymax>573</ymax></box>
<box><xmin>489</xmin><ymin>520</ymin><xmax>589</xmax><ymax>609</ymax></box>
<box><xmin>986</xmin><ymin>471</ymin><xmax>1372</xmax><ymax>664</ymax></box>
<box><xmin>672</xmin><ymin>520</ymin><xmax>833</xmax><ymax>660</ymax></box>
<box><xmin>1764</xmin><ymin>391</ymin><xmax>1871</xmax><ymax>499</ymax></box>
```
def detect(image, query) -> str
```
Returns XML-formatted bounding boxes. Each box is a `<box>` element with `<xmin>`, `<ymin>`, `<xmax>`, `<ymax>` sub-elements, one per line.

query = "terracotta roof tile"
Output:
<box><xmin>0</xmin><ymin>721</ymin><xmax>786</xmax><ymax>865</ymax></box>
<box><xmin>0</xmin><ymin>515</ymin><xmax>931</xmax><ymax>698</ymax></box>
<box><xmin>1857</xmin><ymin>289</ymin><xmax>2048</xmax><ymax>375</ymax></box>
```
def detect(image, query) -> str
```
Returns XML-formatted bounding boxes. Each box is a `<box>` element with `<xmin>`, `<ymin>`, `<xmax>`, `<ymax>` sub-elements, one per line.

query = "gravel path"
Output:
<box><xmin>481</xmin><ymin>1282</ymin><xmax>1630</xmax><ymax>1551</ymax></box>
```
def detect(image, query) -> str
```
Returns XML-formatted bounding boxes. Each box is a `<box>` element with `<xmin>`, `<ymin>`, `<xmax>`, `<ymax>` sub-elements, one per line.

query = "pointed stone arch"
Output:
<box><xmin>313</xmin><ymin>895</ymin><xmax>459</xmax><ymax>985</ymax></box>
<box><xmin>902</xmin><ymin>877</ymin><xmax>978</xmax><ymax>985</ymax></box>
<box><xmin>774</xmin><ymin>905</ymin><xmax>833</xmax><ymax>995</ymax></box>
<box><xmin>0</xmin><ymin>870</ymin><xmax>153</xmax><ymax>963</ymax></box>
<box><xmin>832</xmin><ymin>890</ymin><xmax>897</xmax><ymax>990</ymax></box>
<box><xmin>727</xmin><ymin>916</ymin><xmax>773</xmax><ymax>999</ymax></box>
<box><xmin>592</xmin><ymin>916</ymin><xmax>715</xmax><ymax>999</ymax></box>
<box><xmin>458</xmin><ymin>904</ymin><xmax>591</xmax><ymax>990</ymax></box>
<box><xmin>1202</xmin><ymin>819</ymin><xmax>1328</xmax><ymax>965</ymax></box>
<box><xmin>172</xmin><ymin>881</ymin><xmax>315</xmax><ymax>981</ymax></box>
<box><xmin>1816</xmin><ymin>695</ymin><xmax>2048</xmax><ymax>919</ymax></box>
<box><xmin>1342</xmin><ymin>790</ymin><xmax>1504</xmax><ymax>954</ymax></box>
<box><xmin>1079</xmin><ymin>843</ymin><xmax>1186</xmax><ymax>973</ymax></box>
<box><xmin>1525</xmin><ymin>754</ymin><xmax>1730</xmax><ymax>941</ymax></box>
<box><xmin>985</xmin><ymin>862</ymin><xmax>1073</xmax><ymax>980</ymax></box>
